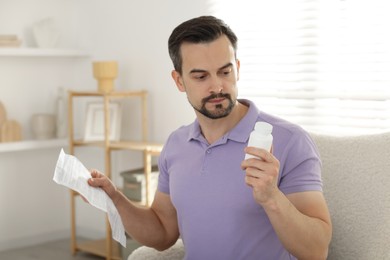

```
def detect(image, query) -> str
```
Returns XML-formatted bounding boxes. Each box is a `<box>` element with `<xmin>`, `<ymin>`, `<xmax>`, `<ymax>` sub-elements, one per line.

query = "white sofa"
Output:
<box><xmin>128</xmin><ymin>132</ymin><xmax>390</xmax><ymax>260</ymax></box>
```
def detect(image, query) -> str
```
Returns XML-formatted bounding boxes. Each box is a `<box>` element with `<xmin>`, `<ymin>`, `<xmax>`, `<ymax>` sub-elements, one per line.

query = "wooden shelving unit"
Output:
<box><xmin>68</xmin><ymin>90</ymin><xmax>163</xmax><ymax>260</ymax></box>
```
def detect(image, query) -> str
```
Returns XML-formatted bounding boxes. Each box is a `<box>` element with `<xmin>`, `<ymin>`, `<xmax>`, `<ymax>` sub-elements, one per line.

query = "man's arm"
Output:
<box><xmin>88</xmin><ymin>170</ymin><xmax>180</xmax><ymax>251</ymax></box>
<box><xmin>242</xmin><ymin>147</ymin><xmax>332</xmax><ymax>260</ymax></box>
<box><xmin>264</xmin><ymin>190</ymin><xmax>331</xmax><ymax>260</ymax></box>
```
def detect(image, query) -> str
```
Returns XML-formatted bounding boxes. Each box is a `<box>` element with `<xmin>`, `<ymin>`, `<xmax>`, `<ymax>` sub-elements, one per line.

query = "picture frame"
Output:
<box><xmin>84</xmin><ymin>102</ymin><xmax>122</xmax><ymax>141</ymax></box>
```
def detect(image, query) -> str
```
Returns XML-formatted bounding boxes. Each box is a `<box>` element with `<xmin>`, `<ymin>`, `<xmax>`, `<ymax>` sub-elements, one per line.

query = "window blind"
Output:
<box><xmin>209</xmin><ymin>0</ymin><xmax>390</xmax><ymax>135</ymax></box>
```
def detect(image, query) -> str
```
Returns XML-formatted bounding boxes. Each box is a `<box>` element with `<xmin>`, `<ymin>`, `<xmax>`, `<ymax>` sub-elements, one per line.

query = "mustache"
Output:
<box><xmin>202</xmin><ymin>93</ymin><xmax>231</xmax><ymax>104</ymax></box>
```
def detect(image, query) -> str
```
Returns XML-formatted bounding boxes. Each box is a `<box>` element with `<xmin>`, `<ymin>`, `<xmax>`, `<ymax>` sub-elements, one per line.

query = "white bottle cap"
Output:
<box><xmin>254</xmin><ymin>121</ymin><xmax>273</xmax><ymax>134</ymax></box>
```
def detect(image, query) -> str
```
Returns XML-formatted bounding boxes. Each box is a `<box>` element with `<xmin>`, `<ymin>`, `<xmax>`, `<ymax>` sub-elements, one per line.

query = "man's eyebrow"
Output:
<box><xmin>219</xmin><ymin>62</ymin><xmax>233</xmax><ymax>70</ymax></box>
<box><xmin>189</xmin><ymin>68</ymin><xmax>207</xmax><ymax>74</ymax></box>
<box><xmin>189</xmin><ymin>63</ymin><xmax>233</xmax><ymax>74</ymax></box>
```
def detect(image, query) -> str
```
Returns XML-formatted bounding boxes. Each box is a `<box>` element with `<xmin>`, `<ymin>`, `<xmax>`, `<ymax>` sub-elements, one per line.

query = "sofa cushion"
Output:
<box><xmin>310</xmin><ymin>132</ymin><xmax>390</xmax><ymax>260</ymax></box>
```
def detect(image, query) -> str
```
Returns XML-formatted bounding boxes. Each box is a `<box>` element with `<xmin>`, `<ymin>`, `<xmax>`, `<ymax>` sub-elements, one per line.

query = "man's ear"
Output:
<box><xmin>236</xmin><ymin>59</ymin><xmax>240</xmax><ymax>81</ymax></box>
<box><xmin>171</xmin><ymin>70</ymin><xmax>186</xmax><ymax>92</ymax></box>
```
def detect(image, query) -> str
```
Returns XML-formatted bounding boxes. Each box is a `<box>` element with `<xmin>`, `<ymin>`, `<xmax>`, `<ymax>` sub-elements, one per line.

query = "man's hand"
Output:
<box><xmin>241</xmin><ymin>146</ymin><xmax>280</xmax><ymax>206</ymax></box>
<box><xmin>87</xmin><ymin>169</ymin><xmax>119</xmax><ymax>203</ymax></box>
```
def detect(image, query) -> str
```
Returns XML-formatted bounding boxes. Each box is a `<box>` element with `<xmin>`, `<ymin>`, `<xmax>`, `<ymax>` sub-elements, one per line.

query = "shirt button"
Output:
<box><xmin>206</xmin><ymin>149</ymin><xmax>211</xmax><ymax>154</ymax></box>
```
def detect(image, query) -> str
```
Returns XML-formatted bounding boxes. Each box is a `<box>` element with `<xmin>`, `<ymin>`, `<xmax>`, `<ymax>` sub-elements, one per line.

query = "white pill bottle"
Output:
<box><xmin>245</xmin><ymin>121</ymin><xmax>273</xmax><ymax>159</ymax></box>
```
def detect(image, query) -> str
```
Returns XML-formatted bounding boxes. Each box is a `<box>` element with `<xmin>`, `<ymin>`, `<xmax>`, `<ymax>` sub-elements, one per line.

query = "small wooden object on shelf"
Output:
<box><xmin>0</xmin><ymin>120</ymin><xmax>22</xmax><ymax>142</ymax></box>
<box><xmin>68</xmin><ymin>90</ymin><xmax>163</xmax><ymax>260</ymax></box>
<box><xmin>0</xmin><ymin>34</ymin><xmax>22</xmax><ymax>47</ymax></box>
<box><xmin>93</xmin><ymin>61</ymin><xmax>118</xmax><ymax>93</ymax></box>
<box><xmin>0</xmin><ymin>101</ymin><xmax>22</xmax><ymax>142</ymax></box>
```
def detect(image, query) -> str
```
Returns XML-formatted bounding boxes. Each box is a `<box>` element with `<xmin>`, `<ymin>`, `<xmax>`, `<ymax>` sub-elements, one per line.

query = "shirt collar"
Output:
<box><xmin>187</xmin><ymin>120</ymin><xmax>203</xmax><ymax>142</ymax></box>
<box><xmin>227</xmin><ymin>99</ymin><xmax>259</xmax><ymax>143</ymax></box>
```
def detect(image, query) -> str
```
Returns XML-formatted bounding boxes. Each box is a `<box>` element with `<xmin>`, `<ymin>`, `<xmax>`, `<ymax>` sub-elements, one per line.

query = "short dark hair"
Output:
<box><xmin>168</xmin><ymin>16</ymin><xmax>238</xmax><ymax>74</ymax></box>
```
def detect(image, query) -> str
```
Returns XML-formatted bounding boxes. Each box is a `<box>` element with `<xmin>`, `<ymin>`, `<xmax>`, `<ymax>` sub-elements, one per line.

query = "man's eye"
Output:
<box><xmin>194</xmin><ymin>74</ymin><xmax>207</xmax><ymax>80</ymax></box>
<box><xmin>220</xmin><ymin>68</ymin><xmax>232</xmax><ymax>76</ymax></box>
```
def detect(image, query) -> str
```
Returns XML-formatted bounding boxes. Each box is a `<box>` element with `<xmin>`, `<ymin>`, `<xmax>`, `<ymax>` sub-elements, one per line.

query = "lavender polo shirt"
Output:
<box><xmin>158</xmin><ymin>99</ymin><xmax>322</xmax><ymax>260</ymax></box>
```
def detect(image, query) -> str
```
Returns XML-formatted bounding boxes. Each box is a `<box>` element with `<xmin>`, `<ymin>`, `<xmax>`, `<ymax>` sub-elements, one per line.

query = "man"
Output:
<box><xmin>88</xmin><ymin>16</ymin><xmax>332</xmax><ymax>259</ymax></box>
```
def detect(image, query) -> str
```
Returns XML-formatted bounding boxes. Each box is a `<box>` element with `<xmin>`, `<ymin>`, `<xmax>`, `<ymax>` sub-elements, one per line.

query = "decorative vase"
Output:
<box><xmin>32</xmin><ymin>17</ymin><xmax>60</xmax><ymax>48</ymax></box>
<box><xmin>31</xmin><ymin>113</ymin><xmax>56</xmax><ymax>140</ymax></box>
<box><xmin>93</xmin><ymin>61</ymin><xmax>118</xmax><ymax>93</ymax></box>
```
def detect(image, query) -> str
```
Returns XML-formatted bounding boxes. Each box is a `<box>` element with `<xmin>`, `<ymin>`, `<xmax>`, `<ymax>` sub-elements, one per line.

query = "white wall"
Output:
<box><xmin>0</xmin><ymin>0</ymin><xmax>212</xmax><ymax>251</ymax></box>
<box><xmin>75</xmin><ymin>0</ymin><xmax>213</xmax><ymax>141</ymax></box>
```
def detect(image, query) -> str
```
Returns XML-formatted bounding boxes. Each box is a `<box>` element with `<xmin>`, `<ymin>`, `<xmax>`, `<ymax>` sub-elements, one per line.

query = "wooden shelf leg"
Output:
<box><xmin>144</xmin><ymin>150</ymin><xmax>152</xmax><ymax>206</ymax></box>
<box><xmin>70</xmin><ymin>190</ymin><xmax>77</xmax><ymax>255</ymax></box>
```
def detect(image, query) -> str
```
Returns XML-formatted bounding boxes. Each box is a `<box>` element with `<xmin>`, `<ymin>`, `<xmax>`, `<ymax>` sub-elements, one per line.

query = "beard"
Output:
<box><xmin>190</xmin><ymin>93</ymin><xmax>235</xmax><ymax>119</ymax></box>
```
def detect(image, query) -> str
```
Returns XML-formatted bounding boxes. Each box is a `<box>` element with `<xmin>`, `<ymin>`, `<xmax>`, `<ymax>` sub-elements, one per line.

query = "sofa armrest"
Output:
<box><xmin>127</xmin><ymin>239</ymin><xmax>185</xmax><ymax>260</ymax></box>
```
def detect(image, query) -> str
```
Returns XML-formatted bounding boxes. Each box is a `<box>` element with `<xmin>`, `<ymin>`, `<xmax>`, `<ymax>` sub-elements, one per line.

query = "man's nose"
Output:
<box><xmin>209</xmin><ymin>76</ymin><xmax>223</xmax><ymax>93</ymax></box>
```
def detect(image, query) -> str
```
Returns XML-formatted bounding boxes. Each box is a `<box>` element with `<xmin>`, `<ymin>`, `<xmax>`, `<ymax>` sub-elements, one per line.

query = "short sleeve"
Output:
<box><xmin>157</xmin><ymin>137</ymin><xmax>171</xmax><ymax>195</ymax></box>
<box><xmin>278</xmin><ymin>131</ymin><xmax>323</xmax><ymax>194</ymax></box>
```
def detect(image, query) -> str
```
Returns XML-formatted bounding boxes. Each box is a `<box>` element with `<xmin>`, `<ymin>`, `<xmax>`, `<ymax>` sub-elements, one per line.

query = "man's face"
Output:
<box><xmin>172</xmin><ymin>35</ymin><xmax>240</xmax><ymax>119</ymax></box>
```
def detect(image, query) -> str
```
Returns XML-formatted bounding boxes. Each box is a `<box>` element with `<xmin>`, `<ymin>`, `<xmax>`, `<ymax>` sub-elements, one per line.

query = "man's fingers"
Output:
<box><xmin>90</xmin><ymin>169</ymin><xmax>101</xmax><ymax>178</ymax></box>
<box><xmin>87</xmin><ymin>177</ymin><xmax>96</xmax><ymax>186</ymax></box>
<box><xmin>244</xmin><ymin>147</ymin><xmax>272</xmax><ymax>161</ymax></box>
<box><xmin>88</xmin><ymin>169</ymin><xmax>104</xmax><ymax>187</ymax></box>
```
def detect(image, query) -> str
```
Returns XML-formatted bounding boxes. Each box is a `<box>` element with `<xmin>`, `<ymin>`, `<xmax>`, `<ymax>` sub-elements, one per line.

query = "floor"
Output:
<box><xmin>0</xmin><ymin>238</ymin><xmax>107</xmax><ymax>260</ymax></box>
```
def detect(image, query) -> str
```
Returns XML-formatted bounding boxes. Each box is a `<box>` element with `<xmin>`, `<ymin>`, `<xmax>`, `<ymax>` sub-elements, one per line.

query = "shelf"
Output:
<box><xmin>0</xmin><ymin>47</ymin><xmax>89</xmax><ymax>57</ymax></box>
<box><xmin>76</xmin><ymin>239</ymin><xmax>121</xmax><ymax>260</ymax></box>
<box><xmin>72</xmin><ymin>139</ymin><xmax>163</xmax><ymax>154</ymax></box>
<box><xmin>110</xmin><ymin>141</ymin><xmax>163</xmax><ymax>155</ymax></box>
<box><xmin>0</xmin><ymin>138</ymin><xmax>68</xmax><ymax>153</ymax></box>
<box><xmin>70</xmin><ymin>90</ymin><xmax>147</xmax><ymax>98</ymax></box>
